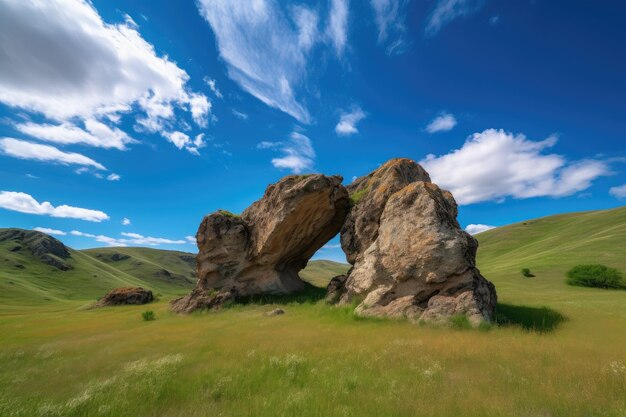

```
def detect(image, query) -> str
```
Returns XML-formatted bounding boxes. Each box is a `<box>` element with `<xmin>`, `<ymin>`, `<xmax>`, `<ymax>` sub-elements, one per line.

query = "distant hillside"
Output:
<box><xmin>476</xmin><ymin>206</ymin><xmax>626</xmax><ymax>274</ymax></box>
<box><xmin>0</xmin><ymin>228</ymin><xmax>349</xmax><ymax>305</ymax></box>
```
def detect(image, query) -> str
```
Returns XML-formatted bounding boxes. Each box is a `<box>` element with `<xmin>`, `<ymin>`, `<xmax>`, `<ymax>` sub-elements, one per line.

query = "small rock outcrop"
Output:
<box><xmin>95</xmin><ymin>287</ymin><xmax>153</xmax><ymax>307</ymax></box>
<box><xmin>171</xmin><ymin>174</ymin><xmax>349</xmax><ymax>313</ymax></box>
<box><xmin>0</xmin><ymin>228</ymin><xmax>72</xmax><ymax>270</ymax></box>
<box><xmin>331</xmin><ymin>159</ymin><xmax>497</xmax><ymax>326</ymax></box>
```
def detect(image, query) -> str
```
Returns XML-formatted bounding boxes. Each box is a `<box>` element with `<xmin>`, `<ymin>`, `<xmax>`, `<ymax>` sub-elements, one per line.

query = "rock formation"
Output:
<box><xmin>0</xmin><ymin>228</ymin><xmax>72</xmax><ymax>270</ymax></box>
<box><xmin>171</xmin><ymin>174</ymin><xmax>349</xmax><ymax>313</ymax></box>
<box><xmin>95</xmin><ymin>287</ymin><xmax>153</xmax><ymax>307</ymax></box>
<box><xmin>331</xmin><ymin>159</ymin><xmax>496</xmax><ymax>325</ymax></box>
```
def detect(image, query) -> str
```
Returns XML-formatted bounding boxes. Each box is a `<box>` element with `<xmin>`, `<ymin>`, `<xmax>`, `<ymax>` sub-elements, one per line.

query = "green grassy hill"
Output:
<box><xmin>475</xmin><ymin>205</ymin><xmax>626</xmax><ymax>309</ymax></box>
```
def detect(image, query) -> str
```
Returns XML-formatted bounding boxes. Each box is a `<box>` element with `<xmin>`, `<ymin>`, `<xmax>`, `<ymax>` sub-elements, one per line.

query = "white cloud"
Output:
<box><xmin>425</xmin><ymin>0</ymin><xmax>485</xmax><ymax>36</ymax></box>
<box><xmin>489</xmin><ymin>15</ymin><xmax>499</xmax><ymax>25</ymax></box>
<box><xmin>0</xmin><ymin>138</ymin><xmax>105</xmax><ymax>170</ymax></box>
<box><xmin>106</xmin><ymin>173</ymin><xmax>121</xmax><ymax>181</ymax></box>
<box><xmin>465</xmin><ymin>224</ymin><xmax>496</xmax><ymax>235</ymax></box>
<box><xmin>421</xmin><ymin>129</ymin><xmax>610</xmax><ymax>205</ymax></box>
<box><xmin>204</xmin><ymin>77</ymin><xmax>223</xmax><ymax>99</ymax></box>
<box><xmin>72</xmin><ymin>230</ymin><xmax>187</xmax><ymax>247</ymax></box>
<box><xmin>609</xmin><ymin>184</ymin><xmax>626</xmax><ymax>199</ymax></box>
<box><xmin>33</xmin><ymin>227</ymin><xmax>67</xmax><ymax>236</ymax></box>
<box><xmin>197</xmin><ymin>1</ymin><xmax>314</xmax><ymax>123</ymax></box>
<box><xmin>327</xmin><ymin>0</ymin><xmax>349</xmax><ymax>56</ymax></box>
<box><xmin>335</xmin><ymin>107</ymin><xmax>366</xmax><ymax>136</ymax></box>
<box><xmin>162</xmin><ymin>131</ymin><xmax>206</xmax><ymax>155</ymax></box>
<box><xmin>14</xmin><ymin>120</ymin><xmax>136</xmax><ymax>150</ymax></box>
<box><xmin>122</xmin><ymin>218</ymin><xmax>131</xmax><ymax>226</ymax></box>
<box><xmin>0</xmin><ymin>0</ymin><xmax>209</xmax><ymax>140</ymax></box>
<box><xmin>425</xmin><ymin>112</ymin><xmax>457</xmax><ymax>133</ymax></box>
<box><xmin>370</xmin><ymin>0</ymin><xmax>410</xmax><ymax>55</ymax></box>
<box><xmin>120</xmin><ymin>232</ymin><xmax>185</xmax><ymax>245</ymax></box>
<box><xmin>258</xmin><ymin>132</ymin><xmax>316</xmax><ymax>174</ymax></box>
<box><xmin>185</xmin><ymin>235</ymin><xmax>196</xmax><ymax>244</ymax></box>
<box><xmin>232</xmin><ymin>109</ymin><xmax>248</xmax><ymax>120</ymax></box>
<box><xmin>0</xmin><ymin>191</ymin><xmax>109</xmax><ymax>222</ymax></box>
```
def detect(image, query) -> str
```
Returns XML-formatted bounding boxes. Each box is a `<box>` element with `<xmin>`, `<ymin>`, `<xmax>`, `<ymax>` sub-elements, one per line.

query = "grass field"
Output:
<box><xmin>1</xmin><ymin>208</ymin><xmax>626</xmax><ymax>416</ymax></box>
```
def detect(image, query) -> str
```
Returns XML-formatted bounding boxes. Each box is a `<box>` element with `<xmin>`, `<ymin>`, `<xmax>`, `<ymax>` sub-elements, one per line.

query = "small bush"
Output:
<box><xmin>142</xmin><ymin>310</ymin><xmax>156</xmax><ymax>321</ymax></box>
<box><xmin>349</xmin><ymin>187</ymin><xmax>369</xmax><ymax>205</ymax></box>
<box><xmin>521</xmin><ymin>268</ymin><xmax>535</xmax><ymax>278</ymax></box>
<box><xmin>450</xmin><ymin>314</ymin><xmax>472</xmax><ymax>330</ymax></box>
<box><xmin>566</xmin><ymin>264</ymin><xmax>624</xmax><ymax>289</ymax></box>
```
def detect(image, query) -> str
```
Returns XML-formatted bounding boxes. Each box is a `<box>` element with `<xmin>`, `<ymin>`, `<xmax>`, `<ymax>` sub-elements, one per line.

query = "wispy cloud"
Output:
<box><xmin>425</xmin><ymin>112</ymin><xmax>457</xmax><ymax>133</ymax></box>
<box><xmin>609</xmin><ymin>184</ymin><xmax>626</xmax><ymax>199</ymax></box>
<box><xmin>204</xmin><ymin>77</ymin><xmax>223</xmax><ymax>99</ymax></box>
<box><xmin>257</xmin><ymin>132</ymin><xmax>315</xmax><ymax>174</ymax></box>
<box><xmin>421</xmin><ymin>129</ymin><xmax>610</xmax><ymax>205</ymax></box>
<box><xmin>197</xmin><ymin>1</ymin><xmax>313</xmax><ymax>123</ymax></box>
<box><xmin>465</xmin><ymin>224</ymin><xmax>495</xmax><ymax>235</ymax></box>
<box><xmin>33</xmin><ymin>227</ymin><xmax>67</xmax><ymax>236</ymax></box>
<box><xmin>231</xmin><ymin>109</ymin><xmax>248</xmax><ymax>121</ymax></box>
<box><xmin>327</xmin><ymin>0</ymin><xmax>349</xmax><ymax>56</ymax></box>
<box><xmin>70</xmin><ymin>230</ymin><xmax>188</xmax><ymax>246</ymax></box>
<box><xmin>122</xmin><ymin>218</ymin><xmax>131</xmax><ymax>226</ymax></box>
<box><xmin>335</xmin><ymin>107</ymin><xmax>367</xmax><ymax>136</ymax></box>
<box><xmin>425</xmin><ymin>0</ymin><xmax>485</xmax><ymax>36</ymax></box>
<box><xmin>106</xmin><ymin>173</ymin><xmax>121</xmax><ymax>181</ymax></box>
<box><xmin>370</xmin><ymin>0</ymin><xmax>410</xmax><ymax>55</ymax></box>
<box><xmin>0</xmin><ymin>138</ymin><xmax>105</xmax><ymax>170</ymax></box>
<box><xmin>0</xmin><ymin>191</ymin><xmax>109</xmax><ymax>222</ymax></box>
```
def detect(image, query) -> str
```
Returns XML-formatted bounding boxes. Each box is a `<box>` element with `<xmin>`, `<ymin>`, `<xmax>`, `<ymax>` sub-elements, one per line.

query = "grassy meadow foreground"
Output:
<box><xmin>2</xmin><ymin>207</ymin><xmax>626</xmax><ymax>416</ymax></box>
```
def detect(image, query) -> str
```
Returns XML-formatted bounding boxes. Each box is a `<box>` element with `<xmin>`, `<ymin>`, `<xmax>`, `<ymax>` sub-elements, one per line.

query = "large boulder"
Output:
<box><xmin>95</xmin><ymin>287</ymin><xmax>153</xmax><ymax>307</ymax></box>
<box><xmin>172</xmin><ymin>174</ymin><xmax>349</xmax><ymax>313</ymax></box>
<box><xmin>332</xmin><ymin>159</ymin><xmax>496</xmax><ymax>326</ymax></box>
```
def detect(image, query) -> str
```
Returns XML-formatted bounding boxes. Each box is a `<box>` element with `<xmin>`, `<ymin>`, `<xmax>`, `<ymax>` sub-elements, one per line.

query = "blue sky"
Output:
<box><xmin>0</xmin><ymin>0</ymin><xmax>625</xmax><ymax>262</ymax></box>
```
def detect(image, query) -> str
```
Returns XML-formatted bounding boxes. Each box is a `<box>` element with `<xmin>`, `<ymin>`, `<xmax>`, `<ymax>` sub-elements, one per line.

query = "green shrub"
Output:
<box><xmin>349</xmin><ymin>187</ymin><xmax>369</xmax><ymax>205</ymax></box>
<box><xmin>218</xmin><ymin>209</ymin><xmax>240</xmax><ymax>218</ymax></box>
<box><xmin>142</xmin><ymin>310</ymin><xmax>156</xmax><ymax>321</ymax></box>
<box><xmin>566</xmin><ymin>264</ymin><xmax>623</xmax><ymax>289</ymax></box>
<box><xmin>450</xmin><ymin>314</ymin><xmax>472</xmax><ymax>330</ymax></box>
<box><xmin>521</xmin><ymin>268</ymin><xmax>534</xmax><ymax>278</ymax></box>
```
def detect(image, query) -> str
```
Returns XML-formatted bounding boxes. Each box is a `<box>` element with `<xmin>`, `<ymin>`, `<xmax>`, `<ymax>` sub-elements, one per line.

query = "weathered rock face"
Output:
<box><xmin>95</xmin><ymin>287</ymin><xmax>153</xmax><ymax>307</ymax></box>
<box><xmin>171</xmin><ymin>174</ymin><xmax>349</xmax><ymax>313</ymax></box>
<box><xmin>333</xmin><ymin>159</ymin><xmax>497</xmax><ymax>326</ymax></box>
<box><xmin>0</xmin><ymin>228</ymin><xmax>72</xmax><ymax>270</ymax></box>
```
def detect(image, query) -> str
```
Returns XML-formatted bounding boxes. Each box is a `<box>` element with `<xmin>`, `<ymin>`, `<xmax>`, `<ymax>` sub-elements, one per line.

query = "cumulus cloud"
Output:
<box><xmin>370</xmin><ymin>0</ymin><xmax>410</xmax><ymax>54</ymax></box>
<box><xmin>33</xmin><ymin>227</ymin><xmax>67</xmax><ymax>236</ymax></box>
<box><xmin>421</xmin><ymin>129</ymin><xmax>610</xmax><ymax>205</ymax></box>
<box><xmin>327</xmin><ymin>0</ymin><xmax>349</xmax><ymax>56</ymax></box>
<box><xmin>425</xmin><ymin>0</ymin><xmax>485</xmax><ymax>36</ymax></box>
<box><xmin>258</xmin><ymin>132</ymin><xmax>315</xmax><ymax>174</ymax></box>
<box><xmin>335</xmin><ymin>107</ymin><xmax>367</xmax><ymax>136</ymax></box>
<box><xmin>162</xmin><ymin>131</ymin><xmax>206</xmax><ymax>155</ymax></box>
<box><xmin>465</xmin><ymin>224</ymin><xmax>496</xmax><ymax>235</ymax></box>
<box><xmin>0</xmin><ymin>0</ymin><xmax>210</xmax><ymax>152</ymax></box>
<box><xmin>425</xmin><ymin>112</ymin><xmax>457</xmax><ymax>133</ymax></box>
<box><xmin>122</xmin><ymin>218</ymin><xmax>131</xmax><ymax>226</ymax></box>
<box><xmin>609</xmin><ymin>184</ymin><xmax>626</xmax><ymax>199</ymax></box>
<box><xmin>0</xmin><ymin>138</ymin><xmax>105</xmax><ymax>170</ymax></box>
<box><xmin>0</xmin><ymin>191</ymin><xmax>109</xmax><ymax>222</ymax></box>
